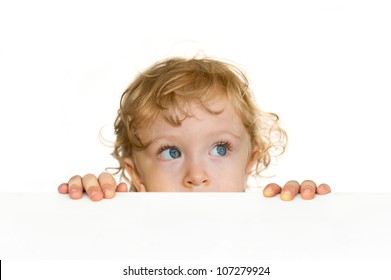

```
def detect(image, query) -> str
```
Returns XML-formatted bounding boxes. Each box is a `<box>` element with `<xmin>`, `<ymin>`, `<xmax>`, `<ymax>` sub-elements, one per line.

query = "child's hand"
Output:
<box><xmin>263</xmin><ymin>180</ymin><xmax>331</xmax><ymax>201</ymax></box>
<box><xmin>57</xmin><ymin>172</ymin><xmax>128</xmax><ymax>201</ymax></box>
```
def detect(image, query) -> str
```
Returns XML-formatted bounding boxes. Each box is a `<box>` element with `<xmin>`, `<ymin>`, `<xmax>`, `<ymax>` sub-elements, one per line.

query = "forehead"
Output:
<box><xmin>137</xmin><ymin>97</ymin><xmax>246</xmax><ymax>142</ymax></box>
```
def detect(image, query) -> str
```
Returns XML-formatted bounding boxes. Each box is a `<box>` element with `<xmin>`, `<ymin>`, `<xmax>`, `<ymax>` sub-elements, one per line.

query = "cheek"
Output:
<box><xmin>207</xmin><ymin>158</ymin><xmax>248</xmax><ymax>190</ymax></box>
<box><xmin>140</xmin><ymin>162</ymin><xmax>183</xmax><ymax>191</ymax></box>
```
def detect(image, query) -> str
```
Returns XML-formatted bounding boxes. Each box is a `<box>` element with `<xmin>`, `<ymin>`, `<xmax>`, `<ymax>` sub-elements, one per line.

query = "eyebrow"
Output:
<box><xmin>149</xmin><ymin>131</ymin><xmax>242</xmax><ymax>144</ymax></box>
<box><xmin>213</xmin><ymin>131</ymin><xmax>242</xmax><ymax>140</ymax></box>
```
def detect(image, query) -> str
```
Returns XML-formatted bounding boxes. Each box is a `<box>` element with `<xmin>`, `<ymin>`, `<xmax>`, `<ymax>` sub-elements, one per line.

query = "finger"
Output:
<box><xmin>281</xmin><ymin>180</ymin><xmax>300</xmax><ymax>201</ymax></box>
<box><xmin>300</xmin><ymin>180</ymin><xmax>317</xmax><ymax>200</ymax></box>
<box><xmin>68</xmin><ymin>175</ymin><xmax>84</xmax><ymax>199</ymax></box>
<box><xmin>263</xmin><ymin>183</ymin><xmax>282</xmax><ymax>197</ymax></box>
<box><xmin>58</xmin><ymin>183</ymin><xmax>69</xmax><ymax>194</ymax></box>
<box><xmin>98</xmin><ymin>172</ymin><xmax>117</xmax><ymax>198</ymax></box>
<box><xmin>116</xmin><ymin>182</ymin><xmax>129</xmax><ymax>192</ymax></box>
<box><xmin>316</xmin><ymin>183</ymin><xmax>331</xmax><ymax>195</ymax></box>
<box><xmin>82</xmin><ymin>174</ymin><xmax>104</xmax><ymax>201</ymax></box>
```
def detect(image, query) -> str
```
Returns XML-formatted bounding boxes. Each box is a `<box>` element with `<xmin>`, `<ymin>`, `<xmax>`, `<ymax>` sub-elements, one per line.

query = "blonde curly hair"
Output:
<box><xmin>111</xmin><ymin>57</ymin><xmax>287</xmax><ymax>189</ymax></box>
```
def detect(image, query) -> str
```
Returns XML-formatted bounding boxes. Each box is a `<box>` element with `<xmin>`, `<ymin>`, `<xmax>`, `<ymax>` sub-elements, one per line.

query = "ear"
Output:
<box><xmin>123</xmin><ymin>157</ymin><xmax>147</xmax><ymax>192</ymax></box>
<box><xmin>245</xmin><ymin>148</ymin><xmax>258</xmax><ymax>175</ymax></box>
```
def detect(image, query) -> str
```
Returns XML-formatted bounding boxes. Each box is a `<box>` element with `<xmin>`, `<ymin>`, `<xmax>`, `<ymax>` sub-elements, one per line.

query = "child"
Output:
<box><xmin>58</xmin><ymin>57</ymin><xmax>331</xmax><ymax>201</ymax></box>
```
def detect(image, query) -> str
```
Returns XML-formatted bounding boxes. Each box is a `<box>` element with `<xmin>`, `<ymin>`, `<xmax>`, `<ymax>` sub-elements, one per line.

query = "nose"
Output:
<box><xmin>183</xmin><ymin>160</ymin><xmax>209</xmax><ymax>189</ymax></box>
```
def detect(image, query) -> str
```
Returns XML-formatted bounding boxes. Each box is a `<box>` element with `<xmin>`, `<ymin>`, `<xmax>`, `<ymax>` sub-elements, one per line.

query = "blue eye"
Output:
<box><xmin>210</xmin><ymin>144</ymin><xmax>228</xmax><ymax>156</ymax></box>
<box><xmin>159</xmin><ymin>147</ymin><xmax>182</xmax><ymax>159</ymax></box>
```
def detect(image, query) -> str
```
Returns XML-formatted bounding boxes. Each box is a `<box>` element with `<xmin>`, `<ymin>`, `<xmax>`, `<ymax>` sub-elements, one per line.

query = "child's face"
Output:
<box><xmin>124</xmin><ymin>97</ymin><xmax>256</xmax><ymax>192</ymax></box>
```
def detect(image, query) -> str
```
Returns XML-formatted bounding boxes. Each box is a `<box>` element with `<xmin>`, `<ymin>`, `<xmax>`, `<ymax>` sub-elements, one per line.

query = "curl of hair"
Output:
<box><xmin>109</xmin><ymin>57</ymin><xmax>287</xmax><ymax>188</ymax></box>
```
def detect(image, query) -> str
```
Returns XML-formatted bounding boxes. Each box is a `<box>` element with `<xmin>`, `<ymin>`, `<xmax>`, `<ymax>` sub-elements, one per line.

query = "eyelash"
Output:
<box><xmin>157</xmin><ymin>144</ymin><xmax>179</xmax><ymax>156</ymax></box>
<box><xmin>215</xmin><ymin>140</ymin><xmax>232</xmax><ymax>152</ymax></box>
<box><xmin>156</xmin><ymin>140</ymin><xmax>232</xmax><ymax>156</ymax></box>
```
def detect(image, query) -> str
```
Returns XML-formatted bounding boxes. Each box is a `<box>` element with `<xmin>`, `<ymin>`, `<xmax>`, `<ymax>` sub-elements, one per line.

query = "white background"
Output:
<box><xmin>0</xmin><ymin>0</ymin><xmax>390</xmax><ymax>192</ymax></box>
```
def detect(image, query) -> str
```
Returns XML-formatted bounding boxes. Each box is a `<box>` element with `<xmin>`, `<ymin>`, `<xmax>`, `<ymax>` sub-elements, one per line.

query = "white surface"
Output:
<box><xmin>1</xmin><ymin>0</ymin><xmax>391</xmax><ymax>193</ymax></box>
<box><xmin>0</xmin><ymin>192</ymin><xmax>390</xmax><ymax>260</ymax></box>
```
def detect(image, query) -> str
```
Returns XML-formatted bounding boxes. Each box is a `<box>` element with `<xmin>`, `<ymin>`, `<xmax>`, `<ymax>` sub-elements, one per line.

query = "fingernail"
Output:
<box><xmin>104</xmin><ymin>189</ymin><xmax>112</xmax><ymax>197</ymax></box>
<box><xmin>70</xmin><ymin>188</ymin><xmax>78</xmax><ymax>193</ymax></box>
<box><xmin>264</xmin><ymin>186</ymin><xmax>273</xmax><ymax>194</ymax></box>
<box><xmin>281</xmin><ymin>190</ymin><xmax>292</xmax><ymax>200</ymax></box>
<box><xmin>90</xmin><ymin>190</ymin><xmax>97</xmax><ymax>197</ymax></box>
<box><xmin>303</xmin><ymin>188</ymin><xmax>311</xmax><ymax>193</ymax></box>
